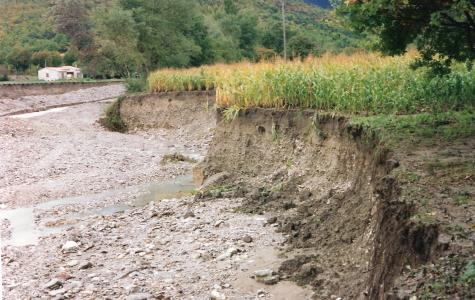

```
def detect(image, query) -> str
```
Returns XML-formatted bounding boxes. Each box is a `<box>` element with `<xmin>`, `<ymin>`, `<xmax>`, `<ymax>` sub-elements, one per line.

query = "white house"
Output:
<box><xmin>38</xmin><ymin>66</ymin><xmax>83</xmax><ymax>81</ymax></box>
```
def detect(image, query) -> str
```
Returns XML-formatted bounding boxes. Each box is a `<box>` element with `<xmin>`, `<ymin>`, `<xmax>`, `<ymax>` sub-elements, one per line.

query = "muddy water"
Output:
<box><xmin>234</xmin><ymin>247</ymin><xmax>315</xmax><ymax>299</ymax></box>
<box><xmin>0</xmin><ymin>175</ymin><xmax>196</xmax><ymax>247</ymax></box>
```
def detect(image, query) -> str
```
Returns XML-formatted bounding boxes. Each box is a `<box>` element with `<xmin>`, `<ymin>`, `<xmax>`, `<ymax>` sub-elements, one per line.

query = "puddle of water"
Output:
<box><xmin>234</xmin><ymin>247</ymin><xmax>314</xmax><ymax>300</ymax></box>
<box><xmin>135</xmin><ymin>175</ymin><xmax>195</xmax><ymax>207</ymax></box>
<box><xmin>10</xmin><ymin>107</ymin><xmax>68</xmax><ymax>119</ymax></box>
<box><xmin>0</xmin><ymin>208</ymin><xmax>37</xmax><ymax>247</ymax></box>
<box><xmin>0</xmin><ymin>175</ymin><xmax>196</xmax><ymax>247</ymax></box>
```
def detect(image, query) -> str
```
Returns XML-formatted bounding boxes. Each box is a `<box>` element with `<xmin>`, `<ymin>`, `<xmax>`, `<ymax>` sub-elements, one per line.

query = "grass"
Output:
<box><xmin>348</xmin><ymin>110</ymin><xmax>475</xmax><ymax>148</ymax></box>
<box><xmin>149</xmin><ymin>52</ymin><xmax>475</xmax><ymax>115</ymax></box>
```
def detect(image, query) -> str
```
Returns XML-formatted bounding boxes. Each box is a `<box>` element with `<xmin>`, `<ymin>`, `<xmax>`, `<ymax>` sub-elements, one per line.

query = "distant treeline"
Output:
<box><xmin>0</xmin><ymin>0</ymin><xmax>363</xmax><ymax>79</ymax></box>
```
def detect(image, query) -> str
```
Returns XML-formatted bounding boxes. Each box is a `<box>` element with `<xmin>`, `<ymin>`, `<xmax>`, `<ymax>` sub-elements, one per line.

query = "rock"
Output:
<box><xmin>217</xmin><ymin>247</ymin><xmax>239</xmax><ymax>261</ymax></box>
<box><xmin>257</xmin><ymin>275</ymin><xmax>280</xmax><ymax>285</ymax></box>
<box><xmin>79</xmin><ymin>261</ymin><xmax>93</xmax><ymax>270</ymax></box>
<box><xmin>62</xmin><ymin>241</ymin><xmax>79</xmax><ymax>253</ymax></box>
<box><xmin>48</xmin><ymin>288</ymin><xmax>65</xmax><ymax>297</ymax></box>
<box><xmin>44</xmin><ymin>279</ymin><xmax>62</xmax><ymax>290</ymax></box>
<box><xmin>437</xmin><ymin>233</ymin><xmax>452</xmax><ymax>251</ymax></box>
<box><xmin>214</xmin><ymin>220</ymin><xmax>224</xmax><ymax>227</ymax></box>
<box><xmin>210</xmin><ymin>290</ymin><xmax>226</xmax><ymax>300</ymax></box>
<box><xmin>387</xmin><ymin>159</ymin><xmax>400</xmax><ymax>170</ymax></box>
<box><xmin>253</xmin><ymin>269</ymin><xmax>273</xmax><ymax>277</ymax></box>
<box><xmin>201</xmin><ymin>172</ymin><xmax>230</xmax><ymax>190</ymax></box>
<box><xmin>242</xmin><ymin>235</ymin><xmax>253</xmax><ymax>243</ymax></box>
<box><xmin>267</xmin><ymin>217</ymin><xmax>277</xmax><ymax>224</ymax></box>
<box><xmin>184</xmin><ymin>210</ymin><xmax>195</xmax><ymax>218</ymax></box>
<box><xmin>66</xmin><ymin>260</ymin><xmax>78</xmax><ymax>267</ymax></box>
<box><xmin>126</xmin><ymin>293</ymin><xmax>152</xmax><ymax>300</ymax></box>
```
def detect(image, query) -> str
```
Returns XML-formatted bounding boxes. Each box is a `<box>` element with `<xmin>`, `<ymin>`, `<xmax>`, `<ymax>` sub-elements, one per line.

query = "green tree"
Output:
<box><xmin>7</xmin><ymin>45</ymin><xmax>32</xmax><ymax>72</ymax></box>
<box><xmin>224</xmin><ymin>0</ymin><xmax>238</xmax><ymax>15</ymax></box>
<box><xmin>93</xmin><ymin>6</ymin><xmax>144</xmax><ymax>77</ymax></box>
<box><xmin>64</xmin><ymin>47</ymin><xmax>79</xmax><ymax>65</ymax></box>
<box><xmin>53</xmin><ymin>0</ymin><xmax>93</xmax><ymax>51</ymax></box>
<box><xmin>339</xmin><ymin>0</ymin><xmax>475</xmax><ymax>74</ymax></box>
<box><xmin>288</xmin><ymin>32</ymin><xmax>319</xmax><ymax>58</ymax></box>
<box><xmin>32</xmin><ymin>51</ymin><xmax>63</xmax><ymax>67</ymax></box>
<box><xmin>120</xmin><ymin>0</ymin><xmax>208</xmax><ymax>69</ymax></box>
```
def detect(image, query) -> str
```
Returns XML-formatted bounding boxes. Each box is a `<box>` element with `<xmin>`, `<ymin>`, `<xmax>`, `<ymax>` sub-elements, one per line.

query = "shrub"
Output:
<box><xmin>100</xmin><ymin>96</ymin><xmax>127</xmax><ymax>132</ymax></box>
<box><xmin>125</xmin><ymin>77</ymin><xmax>148</xmax><ymax>93</ymax></box>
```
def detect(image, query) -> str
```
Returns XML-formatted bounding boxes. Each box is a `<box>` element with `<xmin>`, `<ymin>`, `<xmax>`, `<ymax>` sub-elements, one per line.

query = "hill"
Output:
<box><xmin>0</xmin><ymin>0</ymin><xmax>363</xmax><ymax>77</ymax></box>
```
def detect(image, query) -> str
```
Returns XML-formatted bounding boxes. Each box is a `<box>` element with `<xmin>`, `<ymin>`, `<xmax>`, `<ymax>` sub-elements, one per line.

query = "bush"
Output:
<box><xmin>125</xmin><ymin>77</ymin><xmax>147</xmax><ymax>93</ymax></box>
<box><xmin>100</xmin><ymin>97</ymin><xmax>127</xmax><ymax>132</ymax></box>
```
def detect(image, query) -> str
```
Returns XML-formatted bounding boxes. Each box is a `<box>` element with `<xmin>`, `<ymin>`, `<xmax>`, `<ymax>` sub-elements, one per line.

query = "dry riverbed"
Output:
<box><xmin>1</xmin><ymin>88</ymin><xmax>312</xmax><ymax>299</ymax></box>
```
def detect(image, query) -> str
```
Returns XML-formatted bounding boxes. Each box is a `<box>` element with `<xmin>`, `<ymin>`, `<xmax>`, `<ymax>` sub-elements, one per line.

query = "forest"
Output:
<box><xmin>0</xmin><ymin>0</ymin><xmax>363</xmax><ymax>79</ymax></box>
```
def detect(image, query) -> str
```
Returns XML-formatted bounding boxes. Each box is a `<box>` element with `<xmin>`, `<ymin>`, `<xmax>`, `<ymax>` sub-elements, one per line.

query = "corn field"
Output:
<box><xmin>148</xmin><ymin>53</ymin><xmax>475</xmax><ymax>114</ymax></box>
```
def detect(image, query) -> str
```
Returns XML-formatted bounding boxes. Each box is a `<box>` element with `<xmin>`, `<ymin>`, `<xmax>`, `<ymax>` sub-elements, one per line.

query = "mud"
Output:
<box><xmin>196</xmin><ymin>109</ymin><xmax>442</xmax><ymax>299</ymax></box>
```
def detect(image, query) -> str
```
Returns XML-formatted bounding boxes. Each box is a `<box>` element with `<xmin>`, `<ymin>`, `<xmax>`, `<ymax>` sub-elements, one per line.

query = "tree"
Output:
<box><xmin>32</xmin><ymin>51</ymin><xmax>63</xmax><ymax>67</ymax></box>
<box><xmin>53</xmin><ymin>0</ymin><xmax>93</xmax><ymax>51</ymax></box>
<box><xmin>339</xmin><ymin>0</ymin><xmax>475</xmax><ymax>74</ymax></box>
<box><xmin>92</xmin><ymin>6</ymin><xmax>144</xmax><ymax>77</ymax></box>
<box><xmin>120</xmin><ymin>0</ymin><xmax>207</xmax><ymax>69</ymax></box>
<box><xmin>64</xmin><ymin>47</ymin><xmax>79</xmax><ymax>65</ymax></box>
<box><xmin>224</xmin><ymin>0</ymin><xmax>238</xmax><ymax>15</ymax></box>
<box><xmin>7</xmin><ymin>45</ymin><xmax>31</xmax><ymax>72</ymax></box>
<box><xmin>288</xmin><ymin>32</ymin><xmax>319</xmax><ymax>58</ymax></box>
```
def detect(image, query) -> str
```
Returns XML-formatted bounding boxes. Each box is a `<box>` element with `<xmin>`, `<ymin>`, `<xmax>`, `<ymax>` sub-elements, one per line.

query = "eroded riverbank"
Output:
<box><xmin>1</xmin><ymin>89</ymin><xmax>312</xmax><ymax>299</ymax></box>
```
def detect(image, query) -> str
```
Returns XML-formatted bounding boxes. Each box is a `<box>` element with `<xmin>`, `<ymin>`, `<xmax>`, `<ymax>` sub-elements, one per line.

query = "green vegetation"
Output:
<box><xmin>149</xmin><ymin>53</ymin><xmax>475</xmax><ymax>115</ymax></box>
<box><xmin>339</xmin><ymin>0</ymin><xmax>475</xmax><ymax>75</ymax></box>
<box><xmin>100</xmin><ymin>96</ymin><xmax>127</xmax><ymax>133</ymax></box>
<box><xmin>125</xmin><ymin>77</ymin><xmax>147</xmax><ymax>93</ymax></box>
<box><xmin>349</xmin><ymin>110</ymin><xmax>475</xmax><ymax>148</ymax></box>
<box><xmin>0</xmin><ymin>0</ymin><xmax>362</xmax><ymax>79</ymax></box>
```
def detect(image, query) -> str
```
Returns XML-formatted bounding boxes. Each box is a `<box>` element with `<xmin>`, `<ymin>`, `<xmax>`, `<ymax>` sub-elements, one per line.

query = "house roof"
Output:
<box><xmin>39</xmin><ymin>66</ymin><xmax>81</xmax><ymax>72</ymax></box>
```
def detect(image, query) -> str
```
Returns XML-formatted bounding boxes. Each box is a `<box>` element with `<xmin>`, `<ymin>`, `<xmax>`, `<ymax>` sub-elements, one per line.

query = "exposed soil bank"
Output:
<box><xmin>195</xmin><ymin>108</ymin><xmax>441</xmax><ymax>299</ymax></box>
<box><xmin>0</xmin><ymin>81</ymin><xmax>123</xmax><ymax>99</ymax></box>
<box><xmin>120</xmin><ymin>91</ymin><xmax>216</xmax><ymax>141</ymax></box>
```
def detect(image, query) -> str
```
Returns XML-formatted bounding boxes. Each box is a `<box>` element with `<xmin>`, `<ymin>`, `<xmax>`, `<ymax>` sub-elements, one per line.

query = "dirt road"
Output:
<box><xmin>1</xmin><ymin>88</ymin><xmax>311</xmax><ymax>299</ymax></box>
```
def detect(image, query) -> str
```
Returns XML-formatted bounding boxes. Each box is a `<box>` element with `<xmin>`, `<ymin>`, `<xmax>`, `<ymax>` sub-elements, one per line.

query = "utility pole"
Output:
<box><xmin>281</xmin><ymin>0</ymin><xmax>287</xmax><ymax>61</ymax></box>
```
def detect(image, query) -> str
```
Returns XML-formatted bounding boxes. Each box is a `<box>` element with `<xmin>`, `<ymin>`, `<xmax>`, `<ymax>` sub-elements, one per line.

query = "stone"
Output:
<box><xmin>66</xmin><ymin>260</ymin><xmax>79</xmax><ymax>267</ymax></box>
<box><xmin>201</xmin><ymin>172</ymin><xmax>230</xmax><ymax>190</ymax></box>
<box><xmin>253</xmin><ymin>269</ymin><xmax>273</xmax><ymax>277</ymax></box>
<box><xmin>126</xmin><ymin>293</ymin><xmax>152</xmax><ymax>300</ymax></box>
<box><xmin>258</xmin><ymin>275</ymin><xmax>280</xmax><ymax>285</ymax></box>
<box><xmin>242</xmin><ymin>235</ymin><xmax>253</xmax><ymax>243</ymax></box>
<box><xmin>44</xmin><ymin>279</ymin><xmax>62</xmax><ymax>290</ymax></box>
<box><xmin>267</xmin><ymin>217</ymin><xmax>277</xmax><ymax>224</ymax></box>
<box><xmin>184</xmin><ymin>210</ymin><xmax>195</xmax><ymax>218</ymax></box>
<box><xmin>79</xmin><ymin>262</ymin><xmax>93</xmax><ymax>270</ymax></box>
<box><xmin>210</xmin><ymin>290</ymin><xmax>226</xmax><ymax>300</ymax></box>
<box><xmin>48</xmin><ymin>288</ymin><xmax>65</xmax><ymax>297</ymax></box>
<box><xmin>217</xmin><ymin>247</ymin><xmax>239</xmax><ymax>261</ymax></box>
<box><xmin>62</xmin><ymin>241</ymin><xmax>79</xmax><ymax>253</ymax></box>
